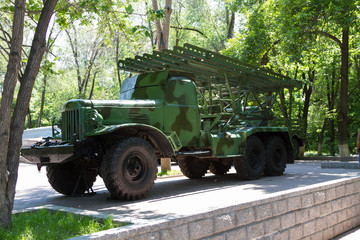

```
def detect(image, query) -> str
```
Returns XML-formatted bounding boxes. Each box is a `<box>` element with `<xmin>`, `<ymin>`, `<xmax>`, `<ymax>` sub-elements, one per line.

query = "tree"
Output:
<box><xmin>0</xmin><ymin>0</ymin><xmax>58</xmax><ymax>227</ymax></box>
<box><xmin>225</xmin><ymin>0</ymin><xmax>360</xmax><ymax>156</ymax></box>
<box><xmin>152</xmin><ymin>0</ymin><xmax>172</xmax><ymax>50</ymax></box>
<box><xmin>277</xmin><ymin>0</ymin><xmax>359</xmax><ymax>156</ymax></box>
<box><xmin>37</xmin><ymin>22</ymin><xmax>61</xmax><ymax>127</ymax></box>
<box><xmin>65</xmin><ymin>24</ymin><xmax>104</xmax><ymax>98</ymax></box>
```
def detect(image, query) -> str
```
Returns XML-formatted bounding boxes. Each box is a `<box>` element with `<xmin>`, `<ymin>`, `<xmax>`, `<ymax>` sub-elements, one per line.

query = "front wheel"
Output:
<box><xmin>234</xmin><ymin>136</ymin><xmax>265</xmax><ymax>180</ymax></box>
<box><xmin>101</xmin><ymin>137</ymin><xmax>157</xmax><ymax>200</ymax></box>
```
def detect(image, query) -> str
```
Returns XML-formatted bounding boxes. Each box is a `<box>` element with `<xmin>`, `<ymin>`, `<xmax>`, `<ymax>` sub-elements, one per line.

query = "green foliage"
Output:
<box><xmin>222</xmin><ymin>0</ymin><xmax>360</xmax><ymax>155</ymax></box>
<box><xmin>147</xmin><ymin>8</ymin><xmax>165</xmax><ymax>21</ymax></box>
<box><xmin>0</xmin><ymin>208</ymin><xmax>127</xmax><ymax>240</ymax></box>
<box><xmin>3</xmin><ymin>0</ymin><xmax>360</xmax><ymax>155</ymax></box>
<box><xmin>168</xmin><ymin>0</ymin><xmax>234</xmax><ymax>51</ymax></box>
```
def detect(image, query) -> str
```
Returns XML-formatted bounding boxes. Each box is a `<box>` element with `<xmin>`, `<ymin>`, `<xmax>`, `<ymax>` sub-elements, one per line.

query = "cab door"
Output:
<box><xmin>163</xmin><ymin>77</ymin><xmax>200</xmax><ymax>147</ymax></box>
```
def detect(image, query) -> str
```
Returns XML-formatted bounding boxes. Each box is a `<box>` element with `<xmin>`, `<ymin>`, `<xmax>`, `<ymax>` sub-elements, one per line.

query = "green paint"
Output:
<box><xmin>22</xmin><ymin>45</ymin><xmax>302</xmax><ymax>165</ymax></box>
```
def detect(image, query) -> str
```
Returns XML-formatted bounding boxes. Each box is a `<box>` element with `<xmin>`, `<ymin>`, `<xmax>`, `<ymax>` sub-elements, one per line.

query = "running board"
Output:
<box><xmin>177</xmin><ymin>151</ymin><xmax>211</xmax><ymax>156</ymax></box>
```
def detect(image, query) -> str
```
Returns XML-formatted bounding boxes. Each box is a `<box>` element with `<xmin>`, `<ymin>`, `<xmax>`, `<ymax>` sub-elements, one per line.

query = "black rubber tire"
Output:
<box><xmin>178</xmin><ymin>156</ymin><xmax>209</xmax><ymax>179</ymax></box>
<box><xmin>209</xmin><ymin>162</ymin><xmax>231</xmax><ymax>175</ymax></box>
<box><xmin>291</xmin><ymin>138</ymin><xmax>300</xmax><ymax>161</ymax></box>
<box><xmin>264</xmin><ymin>136</ymin><xmax>287</xmax><ymax>176</ymax></box>
<box><xmin>234</xmin><ymin>136</ymin><xmax>265</xmax><ymax>180</ymax></box>
<box><xmin>101</xmin><ymin>137</ymin><xmax>157</xmax><ymax>200</ymax></box>
<box><xmin>46</xmin><ymin>161</ymin><xmax>97</xmax><ymax>196</ymax></box>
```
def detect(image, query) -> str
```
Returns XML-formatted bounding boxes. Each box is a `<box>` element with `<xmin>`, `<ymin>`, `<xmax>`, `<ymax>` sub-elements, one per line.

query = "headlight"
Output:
<box><xmin>88</xmin><ymin>109</ymin><xmax>103</xmax><ymax>129</ymax></box>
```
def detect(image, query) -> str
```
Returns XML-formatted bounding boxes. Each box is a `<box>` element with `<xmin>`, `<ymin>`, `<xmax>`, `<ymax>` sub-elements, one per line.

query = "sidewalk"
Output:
<box><xmin>15</xmin><ymin>161</ymin><xmax>360</xmax><ymax>239</ymax></box>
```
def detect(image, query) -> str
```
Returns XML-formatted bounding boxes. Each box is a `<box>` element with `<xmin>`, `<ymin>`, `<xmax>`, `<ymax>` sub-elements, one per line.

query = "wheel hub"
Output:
<box><xmin>124</xmin><ymin>153</ymin><xmax>145</xmax><ymax>183</ymax></box>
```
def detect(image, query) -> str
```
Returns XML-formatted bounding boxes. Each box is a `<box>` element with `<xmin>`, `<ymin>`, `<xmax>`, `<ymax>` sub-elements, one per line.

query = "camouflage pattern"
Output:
<box><xmin>71</xmin><ymin>71</ymin><xmax>288</xmax><ymax>157</ymax></box>
<box><xmin>21</xmin><ymin>69</ymin><xmax>298</xmax><ymax>163</ymax></box>
<box><xmin>22</xmin><ymin>44</ymin><xmax>303</xmax><ymax>164</ymax></box>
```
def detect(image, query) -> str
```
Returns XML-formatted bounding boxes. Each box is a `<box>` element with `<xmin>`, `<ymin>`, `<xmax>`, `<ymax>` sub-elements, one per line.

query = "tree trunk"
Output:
<box><xmin>354</xmin><ymin>55</ymin><xmax>360</xmax><ymax>97</ymax></box>
<box><xmin>0</xmin><ymin>0</ymin><xmax>26</xmax><ymax>228</ymax></box>
<box><xmin>27</xmin><ymin>107</ymin><xmax>32</xmax><ymax>128</ymax></box>
<box><xmin>152</xmin><ymin>0</ymin><xmax>172</xmax><ymax>51</ymax></box>
<box><xmin>338</xmin><ymin>28</ymin><xmax>350</xmax><ymax>156</ymax></box>
<box><xmin>278</xmin><ymin>90</ymin><xmax>289</xmax><ymax>119</ymax></box>
<box><xmin>66</xmin><ymin>27</ymin><xmax>83</xmax><ymax>96</ymax></box>
<box><xmin>88</xmin><ymin>71</ymin><xmax>98</xmax><ymax>100</ymax></box>
<box><xmin>227</xmin><ymin>12</ymin><xmax>235</xmax><ymax>39</ymax></box>
<box><xmin>83</xmin><ymin>42</ymin><xmax>102</xmax><ymax>96</ymax></box>
<box><xmin>318</xmin><ymin>70</ymin><xmax>339</xmax><ymax>156</ymax></box>
<box><xmin>301</xmin><ymin>70</ymin><xmax>314</xmax><ymax>139</ymax></box>
<box><xmin>317</xmin><ymin>118</ymin><xmax>328</xmax><ymax>155</ymax></box>
<box><xmin>329</xmin><ymin>119</ymin><xmax>336</xmax><ymax>155</ymax></box>
<box><xmin>115</xmin><ymin>35</ymin><xmax>122</xmax><ymax>88</ymax></box>
<box><xmin>37</xmin><ymin>75</ymin><xmax>47</xmax><ymax>127</ymax></box>
<box><xmin>0</xmin><ymin>0</ymin><xmax>58</xmax><ymax>228</ymax></box>
<box><xmin>162</xmin><ymin>0</ymin><xmax>172</xmax><ymax>49</ymax></box>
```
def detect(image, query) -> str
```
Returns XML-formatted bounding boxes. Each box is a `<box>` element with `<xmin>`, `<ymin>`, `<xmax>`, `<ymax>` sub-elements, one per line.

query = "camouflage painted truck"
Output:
<box><xmin>21</xmin><ymin>44</ymin><xmax>302</xmax><ymax>200</ymax></box>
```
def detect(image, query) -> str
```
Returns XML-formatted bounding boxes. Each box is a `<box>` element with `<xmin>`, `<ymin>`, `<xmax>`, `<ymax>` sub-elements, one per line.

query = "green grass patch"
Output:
<box><xmin>157</xmin><ymin>169</ymin><xmax>182</xmax><ymax>177</ymax></box>
<box><xmin>0</xmin><ymin>208</ymin><xmax>127</xmax><ymax>240</ymax></box>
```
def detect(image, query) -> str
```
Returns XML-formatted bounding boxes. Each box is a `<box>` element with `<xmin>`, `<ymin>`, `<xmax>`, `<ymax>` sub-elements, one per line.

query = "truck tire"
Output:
<box><xmin>46</xmin><ymin>161</ymin><xmax>97</xmax><ymax>196</ymax></box>
<box><xmin>209</xmin><ymin>162</ymin><xmax>231</xmax><ymax>175</ymax></box>
<box><xmin>234</xmin><ymin>136</ymin><xmax>265</xmax><ymax>180</ymax></box>
<box><xmin>264</xmin><ymin>136</ymin><xmax>287</xmax><ymax>176</ymax></box>
<box><xmin>178</xmin><ymin>156</ymin><xmax>209</xmax><ymax>179</ymax></box>
<box><xmin>101</xmin><ymin>137</ymin><xmax>157</xmax><ymax>200</ymax></box>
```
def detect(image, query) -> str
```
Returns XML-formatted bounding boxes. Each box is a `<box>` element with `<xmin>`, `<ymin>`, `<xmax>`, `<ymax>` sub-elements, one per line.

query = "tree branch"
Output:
<box><xmin>313</xmin><ymin>30</ymin><xmax>342</xmax><ymax>47</ymax></box>
<box><xmin>170</xmin><ymin>26</ymin><xmax>207</xmax><ymax>38</ymax></box>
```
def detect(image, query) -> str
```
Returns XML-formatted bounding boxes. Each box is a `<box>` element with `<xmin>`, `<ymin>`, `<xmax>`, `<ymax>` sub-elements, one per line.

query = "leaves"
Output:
<box><xmin>147</xmin><ymin>8</ymin><xmax>165</xmax><ymax>22</ymax></box>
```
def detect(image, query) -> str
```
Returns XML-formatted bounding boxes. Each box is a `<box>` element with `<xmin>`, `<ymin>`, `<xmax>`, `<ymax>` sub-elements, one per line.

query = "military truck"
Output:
<box><xmin>21</xmin><ymin>44</ymin><xmax>302</xmax><ymax>200</ymax></box>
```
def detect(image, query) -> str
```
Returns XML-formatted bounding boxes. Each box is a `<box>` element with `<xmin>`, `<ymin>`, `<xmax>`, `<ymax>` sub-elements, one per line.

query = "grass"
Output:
<box><xmin>0</xmin><ymin>208</ymin><xmax>127</xmax><ymax>240</ymax></box>
<box><xmin>304</xmin><ymin>151</ymin><xmax>336</xmax><ymax>157</ymax></box>
<box><xmin>304</xmin><ymin>151</ymin><xmax>320</xmax><ymax>157</ymax></box>
<box><xmin>157</xmin><ymin>169</ymin><xmax>182</xmax><ymax>177</ymax></box>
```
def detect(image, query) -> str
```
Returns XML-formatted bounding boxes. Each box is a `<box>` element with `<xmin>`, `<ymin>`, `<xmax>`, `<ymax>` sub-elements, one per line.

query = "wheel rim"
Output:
<box><xmin>124</xmin><ymin>152</ymin><xmax>147</xmax><ymax>184</ymax></box>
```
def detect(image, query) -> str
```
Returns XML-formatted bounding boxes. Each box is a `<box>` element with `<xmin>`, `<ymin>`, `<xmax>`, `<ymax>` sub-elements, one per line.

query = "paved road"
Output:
<box><xmin>15</xmin><ymin>161</ymin><xmax>360</xmax><ymax>226</ymax></box>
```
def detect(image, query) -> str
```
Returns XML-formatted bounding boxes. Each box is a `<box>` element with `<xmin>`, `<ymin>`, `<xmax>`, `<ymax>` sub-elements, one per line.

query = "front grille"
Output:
<box><xmin>62</xmin><ymin>109</ymin><xmax>80</xmax><ymax>141</ymax></box>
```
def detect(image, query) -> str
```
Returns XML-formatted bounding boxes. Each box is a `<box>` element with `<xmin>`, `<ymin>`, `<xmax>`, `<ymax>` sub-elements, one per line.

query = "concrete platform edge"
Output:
<box><xmin>54</xmin><ymin>176</ymin><xmax>360</xmax><ymax>240</ymax></box>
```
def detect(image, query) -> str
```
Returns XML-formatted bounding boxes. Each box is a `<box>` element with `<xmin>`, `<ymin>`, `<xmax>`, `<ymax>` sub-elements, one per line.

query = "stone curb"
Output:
<box><xmin>298</xmin><ymin>156</ymin><xmax>358</xmax><ymax>161</ymax></box>
<box><xmin>321</xmin><ymin>162</ymin><xmax>360</xmax><ymax>169</ymax></box>
<box><xmin>66</xmin><ymin>176</ymin><xmax>360</xmax><ymax>240</ymax></box>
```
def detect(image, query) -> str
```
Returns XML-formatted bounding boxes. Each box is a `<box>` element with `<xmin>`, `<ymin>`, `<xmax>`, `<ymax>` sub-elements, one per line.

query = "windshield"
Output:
<box><xmin>119</xmin><ymin>72</ymin><xmax>168</xmax><ymax>100</ymax></box>
<box><xmin>119</xmin><ymin>76</ymin><xmax>137</xmax><ymax>100</ymax></box>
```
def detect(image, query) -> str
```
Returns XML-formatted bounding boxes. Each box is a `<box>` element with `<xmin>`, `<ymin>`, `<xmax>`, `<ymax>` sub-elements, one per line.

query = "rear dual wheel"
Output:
<box><xmin>264</xmin><ymin>136</ymin><xmax>287</xmax><ymax>176</ymax></box>
<box><xmin>234</xmin><ymin>136</ymin><xmax>266</xmax><ymax>180</ymax></box>
<box><xmin>234</xmin><ymin>135</ymin><xmax>287</xmax><ymax>179</ymax></box>
<box><xmin>209</xmin><ymin>162</ymin><xmax>231</xmax><ymax>175</ymax></box>
<box><xmin>178</xmin><ymin>156</ymin><xmax>209</xmax><ymax>179</ymax></box>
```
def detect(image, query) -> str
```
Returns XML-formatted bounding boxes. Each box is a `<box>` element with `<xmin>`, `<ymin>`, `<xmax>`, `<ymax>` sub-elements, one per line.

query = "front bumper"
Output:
<box><xmin>21</xmin><ymin>144</ymin><xmax>75</xmax><ymax>164</ymax></box>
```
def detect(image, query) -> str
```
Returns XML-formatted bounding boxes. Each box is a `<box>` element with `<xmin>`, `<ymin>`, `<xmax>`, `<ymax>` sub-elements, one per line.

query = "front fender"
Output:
<box><xmin>89</xmin><ymin>123</ymin><xmax>178</xmax><ymax>156</ymax></box>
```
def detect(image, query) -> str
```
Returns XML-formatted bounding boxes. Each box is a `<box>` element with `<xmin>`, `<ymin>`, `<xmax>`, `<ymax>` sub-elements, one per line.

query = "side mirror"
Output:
<box><xmin>52</xmin><ymin>117</ymin><xmax>62</xmax><ymax>139</ymax></box>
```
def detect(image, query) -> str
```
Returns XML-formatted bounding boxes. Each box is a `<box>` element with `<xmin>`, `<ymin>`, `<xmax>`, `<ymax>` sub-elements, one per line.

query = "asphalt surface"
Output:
<box><xmin>14</xmin><ymin>161</ymin><xmax>360</xmax><ymax>239</ymax></box>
